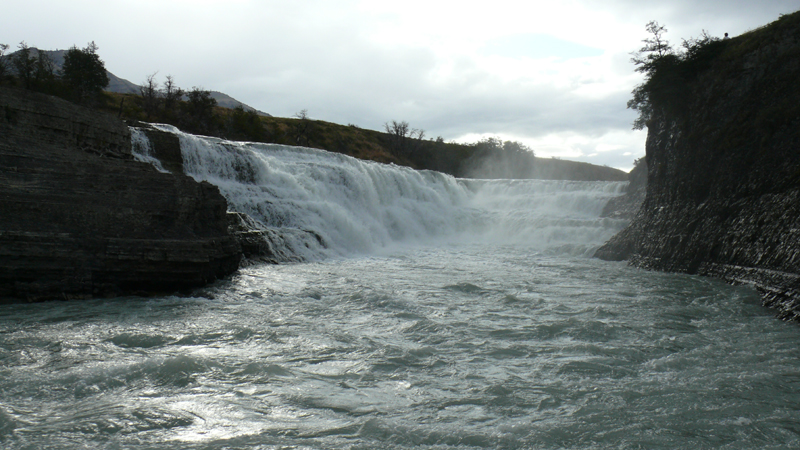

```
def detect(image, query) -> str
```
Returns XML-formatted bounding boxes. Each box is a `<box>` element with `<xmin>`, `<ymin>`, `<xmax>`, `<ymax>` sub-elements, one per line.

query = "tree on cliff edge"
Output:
<box><xmin>627</xmin><ymin>21</ymin><xmax>676</xmax><ymax>129</ymax></box>
<box><xmin>627</xmin><ymin>22</ymin><xmax>726</xmax><ymax>130</ymax></box>
<box><xmin>62</xmin><ymin>41</ymin><xmax>109</xmax><ymax>104</ymax></box>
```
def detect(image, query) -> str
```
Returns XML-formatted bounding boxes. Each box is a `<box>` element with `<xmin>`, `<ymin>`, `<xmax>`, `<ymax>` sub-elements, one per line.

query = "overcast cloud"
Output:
<box><xmin>2</xmin><ymin>0</ymin><xmax>797</xmax><ymax>171</ymax></box>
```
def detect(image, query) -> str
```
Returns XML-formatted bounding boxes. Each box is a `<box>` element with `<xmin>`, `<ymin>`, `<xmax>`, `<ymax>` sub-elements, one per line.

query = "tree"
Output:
<box><xmin>627</xmin><ymin>22</ymin><xmax>727</xmax><ymax>130</ymax></box>
<box><xmin>293</xmin><ymin>109</ymin><xmax>312</xmax><ymax>145</ymax></box>
<box><xmin>502</xmin><ymin>140</ymin><xmax>534</xmax><ymax>158</ymax></box>
<box><xmin>627</xmin><ymin>21</ymin><xmax>677</xmax><ymax>130</ymax></box>
<box><xmin>162</xmin><ymin>75</ymin><xmax>184</xmax><ymax>118</ymax></box>
<box><xmin>461</xmin><ymin>137</ymin><xmax>536</xmax><ymax>178</ymax></box>
<box><xmin>181</xmin><ymin>87</ymin><xmax>218</xmax><ymax>135</ymax></box>
<box><xmin>11</xmin><ymin>41</ymin><xmax>36</xmax><ymax>89</ymax></box>
<box><xmin>30</xmin><ymin>50</ymin><xmax>57</xmax><ymax>93</ymax></box>
<box><xmin>631</xmin><ymin>21</ymin><xmax>673</xmax><ymax>70</ymax></box>
<box><xmin>0</xmin><ymin>43</ymin><xmax>11</xmax><ymax>84</ymax></box>
<box><xmin>61</xmin><ymin>41</ymin><xmax>109</xmax><ymax>104</ymax></box>
<box><xmin>226</xmin><ymin>105</ymin><xmax>266</xmax><ymax>141</ymax></box>
<box><xmin>34</xmin><ymin>51</ymin><xmax>55</xmax><ymax>85</ymax></box>
<box><xmin>384</xmin><ymin>120</ymin><xmax>411</xmax><ymax>154</ymax></box>
<box><xmin>680</xmin><ymin>30</ymin><xmax>724</xmax><ymax>74</ymax></box>
<box><xmin>385</xmin><ymin>120</ymin><xmax>409</xmax><ymax>138</ymax></box>
<box><xmin>139</xmin><ymin>72</ymin><xmax>161</xmax><ymax>120</ymax></box>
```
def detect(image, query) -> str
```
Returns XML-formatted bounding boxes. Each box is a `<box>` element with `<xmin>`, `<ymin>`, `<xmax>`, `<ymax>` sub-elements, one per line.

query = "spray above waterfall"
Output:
<box><xmin>131</xmin><ymin>125</ymin><xmax>629</xmax><ymax>261</ymax></box>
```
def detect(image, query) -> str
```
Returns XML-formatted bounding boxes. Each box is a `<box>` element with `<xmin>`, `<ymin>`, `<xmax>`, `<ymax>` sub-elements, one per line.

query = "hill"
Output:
<box><xmin>221</xmin><ymin>113</ymin><xmax>628</xmax><ymax>181</ymax></box>
<box><xmin>1</xmin><ymin>45</ymin><xmax>627</xmax><ymax>182</ymax></box>
<box><xmin>0</xmin><ymin>47</ymin><xmax>269</xmax><ymax>116</ymax></box>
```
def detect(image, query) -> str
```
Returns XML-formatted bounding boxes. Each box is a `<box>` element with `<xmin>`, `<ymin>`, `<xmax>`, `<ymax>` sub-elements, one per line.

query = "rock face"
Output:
<box><xmin>601</xmin><ymin>158</ymin><xmax>647</xmax><ymax>221</ymax></box>
<box><xmin>595</xmin><ymin>14</ymin><xmax>800</xmax><ymax>319</ymax></box>
<box><xmin>0</xmin><ymin>87</ymin><xmax>241</xmax><ymax>301</ymax></box>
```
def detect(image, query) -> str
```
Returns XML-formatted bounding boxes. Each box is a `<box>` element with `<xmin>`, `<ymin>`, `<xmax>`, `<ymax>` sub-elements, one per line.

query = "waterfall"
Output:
<box><xmin>131</xmin><ymin>125</ymin><xmax>629</xmax><ymax>260</ymax></box>
<box><xmin>130</xmin><ymin>127</ymin><xmax>169</xmax><ymax>173</ymax></box>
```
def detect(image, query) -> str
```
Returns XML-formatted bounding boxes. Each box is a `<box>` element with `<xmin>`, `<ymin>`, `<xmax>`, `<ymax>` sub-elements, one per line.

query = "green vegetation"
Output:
<box><xmin>0</xmin><ymin>44</ymin><xmax>9</xmax><ymax>83</ymax></box>
<box><xmin>108</xmin><ymin>73</ymin><xmax>550</xmax><ymax>177</ymax></box>
<box><xmin>0</xmin><ymin>41</ymin><xmax>108</xmax><ymax>105</ymax></box>
<box><xmin>1</xmin><ymin>44</ymin><xmax>628</xmax><ymax>181</ymax></box>
<box><xmin>7</xmin><ymin>41</ymin><xmax>59</xmax><ymax>94</ymax></box>
<box><xmin>62</xmin><ymin>42</ymin><xmax>108</xmax><ymax>104</ymax></box>
<box><xmin>460</xmin><ymin>138</ymin><xmax>536</xmax><ymax>179</ymax></box>
<box><xmin>629</xmin><ymin>11</ymin><xmax>800</xmax><ymax>131</ymax></box>
<box><xmin>628</xmin><ymin>22</ymin><xmax>728</xmax><ymax>129</ymax></box>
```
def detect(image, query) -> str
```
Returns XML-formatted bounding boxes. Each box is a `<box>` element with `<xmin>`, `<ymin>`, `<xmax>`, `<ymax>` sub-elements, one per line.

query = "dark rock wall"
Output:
<box><xmin>601</xmin><ymin>158</ymin><xmax>647</xmax><ymax>220</ymax></box>
<box><xmin>595</xmin><ymin>15</ymin><xmax>800</xmax><ymax>319</ymax></box>
<box><xmin>0</xmin><ymin>87</ymin><xmax>241</xmax><ymax>301</ymax></box>
<box><xmin>141</xmin><ymin>126</ymin><xmax>184</xmax><ymax>174</ymax></box>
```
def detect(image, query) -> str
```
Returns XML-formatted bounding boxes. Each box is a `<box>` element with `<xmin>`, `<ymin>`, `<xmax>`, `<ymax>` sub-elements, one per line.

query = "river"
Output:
<box><xmin>0</xmin><ymin>129</ymin><xmax>798</xmax><ymax>449</ymax></box>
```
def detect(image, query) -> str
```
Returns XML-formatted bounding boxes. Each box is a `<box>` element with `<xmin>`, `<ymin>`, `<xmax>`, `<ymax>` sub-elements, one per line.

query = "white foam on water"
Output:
<box><xmin>142</xmin><ymin>125</ymin><xmax>629</xmax><ymax>259</ymax></box>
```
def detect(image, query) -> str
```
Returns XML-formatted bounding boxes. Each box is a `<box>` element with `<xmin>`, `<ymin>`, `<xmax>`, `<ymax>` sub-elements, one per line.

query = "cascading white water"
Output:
<box><xmin>10</xmin><ymin>128</ymin><xmax>793</xmax><ymax>450</ymax></box>
<box><xmin>130</xmin><ymin>127</ymin><xmax>169</xmax><ymax>173</ymax></box>
<box><xmin>131</xmin><ymin>125</ymin><xmax>629</xmax><ymax>259</ymax></box>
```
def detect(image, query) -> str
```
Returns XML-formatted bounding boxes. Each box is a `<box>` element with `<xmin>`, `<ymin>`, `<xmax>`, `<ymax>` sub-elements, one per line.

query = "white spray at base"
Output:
<box><xmin>132</xmin><ymin>125</ymin><xmax>629</xmax><ymax>260</ymax></box>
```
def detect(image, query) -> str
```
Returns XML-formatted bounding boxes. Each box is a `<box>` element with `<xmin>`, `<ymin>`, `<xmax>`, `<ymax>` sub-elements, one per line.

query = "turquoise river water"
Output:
<box><xmin>0</xmin><ymin>128</ymin><xmax>798</xmax><ymax>449</ymax></box>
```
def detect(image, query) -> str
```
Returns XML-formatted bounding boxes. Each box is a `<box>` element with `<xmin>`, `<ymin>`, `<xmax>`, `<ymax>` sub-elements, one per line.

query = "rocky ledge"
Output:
<box><xmin>0</xmin><ymin>87</ymin><xmax>241</xmax><ymax>301</ymax></box>
<box><xmin>595</xmin><ymin>13</ymin><xmax>800</xmax><ymax>320</ymax></box>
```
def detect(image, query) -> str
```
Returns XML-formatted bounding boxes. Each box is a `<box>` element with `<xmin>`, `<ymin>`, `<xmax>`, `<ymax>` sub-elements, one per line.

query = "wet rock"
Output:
<box><xmin>0</xmin><ymin>87</ymin><xmax>241</xmax><ymax>301</ymax></box>
<box><xmin>595</xmin><ymin>15</ymin><xmax>800</xmax><ymax>319</ymax></box>
<box><xmin>601</xmin><ymin>158</ymin><xmax>647</xmax><ymax>220</ymax></box>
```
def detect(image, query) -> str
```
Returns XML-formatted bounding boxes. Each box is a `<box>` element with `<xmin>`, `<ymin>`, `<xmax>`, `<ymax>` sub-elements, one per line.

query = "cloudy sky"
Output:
<box><xmin>2</xmin><ymin>1</ymin><xmax>797</xmax><ymax>171</ymax></box>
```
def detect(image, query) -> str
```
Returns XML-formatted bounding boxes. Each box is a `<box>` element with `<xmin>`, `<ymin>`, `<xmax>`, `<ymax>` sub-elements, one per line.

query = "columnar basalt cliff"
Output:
<box><xmin>595</xmin><ymin>13</ymin><xmax>800</xmax><ymax>319</ymax></box>
<box><xmin>0</xmin><ymin>87</ymin><xmax>241</xmax><ymax>301</ymax></box>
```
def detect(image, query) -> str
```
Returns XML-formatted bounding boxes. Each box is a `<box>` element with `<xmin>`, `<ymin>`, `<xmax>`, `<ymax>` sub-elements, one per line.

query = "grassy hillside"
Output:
<box><xmin>1</xmin><ymin>43</ymin><xmax>628</xmax><ymax>181</ymax></box>
<box><xmin>105</xmin><ymin>91</ymin><xmax>627</xmax><ymax>181</ymax></box>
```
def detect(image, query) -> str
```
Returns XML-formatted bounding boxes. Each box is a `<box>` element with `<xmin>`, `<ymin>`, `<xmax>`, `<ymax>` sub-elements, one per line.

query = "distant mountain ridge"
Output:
<box><xmin>2</xmin><ymin>48</ymin><xmax>271</xmax><ymax>116</ymax></box>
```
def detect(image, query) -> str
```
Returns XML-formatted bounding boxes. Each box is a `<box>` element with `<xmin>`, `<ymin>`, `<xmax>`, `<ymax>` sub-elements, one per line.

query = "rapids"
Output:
<box><xmin>1</xmin><ymin>128</ymin><xmax>797</xmax><ymax>449</ymax></box>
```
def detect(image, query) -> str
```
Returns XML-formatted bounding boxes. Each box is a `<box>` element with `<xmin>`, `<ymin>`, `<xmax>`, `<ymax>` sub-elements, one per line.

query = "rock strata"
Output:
<box><xmin>0</xmin><ymin>87</ymin><xmax>241</xmax><ymax>301</ymax></box>
<box><xmin>595</xmin><ymin>14</ymin><xmax>800</xmax><ymax>320</ymax></box>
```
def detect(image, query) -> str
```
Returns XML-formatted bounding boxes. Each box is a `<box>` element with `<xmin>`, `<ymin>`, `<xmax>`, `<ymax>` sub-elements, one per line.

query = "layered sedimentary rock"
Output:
<box><xmin>595</xmin><ymin>14</ymin><xmax>800</xmax><ymax>319</ymax></box>
<box><xmin>0</xmin><ymin>88</ymin><xmax>241</xmax><ymax>301</ymax></box>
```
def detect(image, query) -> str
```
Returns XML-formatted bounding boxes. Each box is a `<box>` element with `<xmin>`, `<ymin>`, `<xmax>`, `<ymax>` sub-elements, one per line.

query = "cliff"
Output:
<box><xmin>600</xmin><ymin>158</ymin><xmax>647</xmax><ymax>220</ymax></box>
<box><xmin>595</xmin><ymin>12</ymin><xmax>800</xmax><ymax>319</ymax></box>
<box><xmin>0</xmin><ymin>87</ymin><xmax>241</xmax><ymax>301</ymax></box>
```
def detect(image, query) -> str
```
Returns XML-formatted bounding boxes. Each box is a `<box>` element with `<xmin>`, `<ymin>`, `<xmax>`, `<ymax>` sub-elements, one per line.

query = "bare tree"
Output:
<box><xmin>384</xmin><ymin>120</ymin><xmax>411</xmax><ymax>155</ymax></box>
<box><xmin>293</xmin><ymin>109</ymin><xmax>311</xmax><ymax>145</ymax></box>
<box><xmin>139</xmin><ymin>72</ymin><xmax>160</xmax><ymax>120</ymax></box>
<box><xmin>162</xmin><ymin>74</ymin><xmax>183</xmax><ymax>113</ymax></box>
<box><xmin>384</xmin><ymin>120</ymin><xmax>409</xmax><ymax>138</ymax></box>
